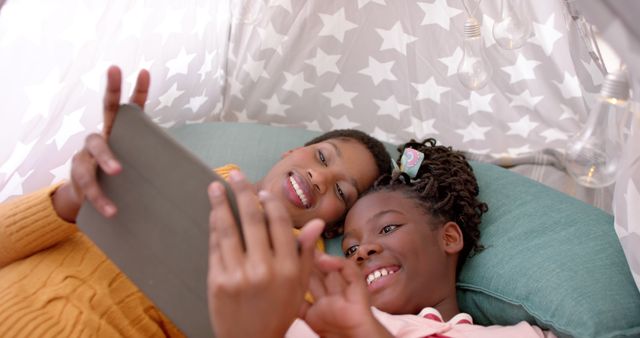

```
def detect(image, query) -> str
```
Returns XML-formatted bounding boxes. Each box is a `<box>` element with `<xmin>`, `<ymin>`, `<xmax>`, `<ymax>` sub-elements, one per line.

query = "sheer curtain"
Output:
<box><xmin>0</xmin><ymin>0</ymin><xmax>232</xmax><ymax>201</ymax></box>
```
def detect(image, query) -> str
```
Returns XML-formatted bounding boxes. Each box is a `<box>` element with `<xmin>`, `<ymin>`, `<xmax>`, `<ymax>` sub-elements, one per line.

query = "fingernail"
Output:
<box><xmin>104</xmin><ymin>205</ymin><xmax>116</xmax><ymax>217</ymax></box>
<box><xmin>107</xmin><ymin>160</ymin><xmax>120</xmax><ymax>171</ymax></box>
<box><xmin>210</xmin><ymin>182</ymin><xmax>223</xmax><ymax>196</ymax></box>
<box><xmin>229</xmin><ymin>170</ymin><xmax>244</xmax><ymax>182</ymax></box>
<box><xmin>258</xmin><ymin>190</ymin><xmax>270</xmax><ymax>200</ymax></box>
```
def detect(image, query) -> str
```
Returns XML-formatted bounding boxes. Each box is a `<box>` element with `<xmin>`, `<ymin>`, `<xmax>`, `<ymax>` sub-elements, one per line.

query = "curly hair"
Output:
<box><xmin>365</xmin><ymin>138</ymin><xmax>488</xmax><ymax>272</ymax></box>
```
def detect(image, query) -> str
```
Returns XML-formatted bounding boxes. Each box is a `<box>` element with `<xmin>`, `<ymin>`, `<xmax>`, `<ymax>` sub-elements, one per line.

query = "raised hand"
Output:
<box><xmin>52</xmin><ymin>66</ymin><xmax>150</xmax><ymax>222</ymax></box>
<box><xmin>206</xmin><ymin>171</ymin><xmax>324</xmax><ymax>338</ymax></box>
<box><xmin>303</xmin><ymin>255</ymin><xmax>393</xmax><ymax>338</ymax></box>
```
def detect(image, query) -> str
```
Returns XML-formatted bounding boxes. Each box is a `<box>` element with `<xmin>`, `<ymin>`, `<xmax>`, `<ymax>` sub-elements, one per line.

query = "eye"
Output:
<box><xmin>336</xmin><ymin>184</ymin><xmax>346</xmax><ymax>202</ymax></box>
<box><xmin>380</xmin><ymin>224</ymin><xmax>400</xmax><ymax>234</ymax></box>
<box><xmin>318</xmin><ymin>150</ymin><xmax>327</xmax><ymax>166</ymax></box>
<box><xmin>344</xmin><ymin>245</ymin><xmax>359</xmax><ymax>258</ymax></box>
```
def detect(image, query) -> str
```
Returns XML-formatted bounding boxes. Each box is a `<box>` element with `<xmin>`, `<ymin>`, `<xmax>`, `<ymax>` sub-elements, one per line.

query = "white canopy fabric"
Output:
<box><xmin>0</xmin><ymin>0</ymin><xmax>638</xmax><ymax>290</ymax></box>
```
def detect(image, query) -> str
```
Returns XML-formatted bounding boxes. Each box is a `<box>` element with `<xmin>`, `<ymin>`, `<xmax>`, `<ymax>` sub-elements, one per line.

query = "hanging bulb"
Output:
<box><xmin>492</xmin><ymin>0</ymin><xmax>531</xmax><ymax>50</ymax></box>
<box><xmin>565</xmin><ymin>71</ymin><xmax>630</xmax><ymax>188</ymax></box>
<box><xmin>457</xmin><ymin>17</ymin><xmax>493</xmax><ymax>90</ymax></box>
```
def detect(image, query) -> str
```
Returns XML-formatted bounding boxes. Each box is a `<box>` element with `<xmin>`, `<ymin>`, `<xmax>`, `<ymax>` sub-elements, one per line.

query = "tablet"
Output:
<box><xmin>77</xmin><ymin>104</ymin><xmax>240</xmax><ymax>338</ymax></box>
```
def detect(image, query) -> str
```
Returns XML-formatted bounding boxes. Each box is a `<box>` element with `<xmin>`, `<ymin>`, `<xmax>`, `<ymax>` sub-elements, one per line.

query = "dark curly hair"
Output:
<box><xmin>365</xmin><ymin>138</ymin><xmax>488</xmax><ymax>273</ymax></box>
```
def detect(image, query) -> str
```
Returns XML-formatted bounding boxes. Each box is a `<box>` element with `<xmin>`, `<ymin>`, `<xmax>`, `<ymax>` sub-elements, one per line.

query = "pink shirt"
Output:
<box><xmin>286</xmin><ymin>307</ymin><xmax>556</xmax><ymax>338</ymax></box>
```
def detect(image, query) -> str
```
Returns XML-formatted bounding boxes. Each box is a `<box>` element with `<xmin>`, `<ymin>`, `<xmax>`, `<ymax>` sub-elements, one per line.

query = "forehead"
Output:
<box><xmin>345</xmin><ymin>190</ymin><xmax>424</xmax><ymax>229</ymax></box>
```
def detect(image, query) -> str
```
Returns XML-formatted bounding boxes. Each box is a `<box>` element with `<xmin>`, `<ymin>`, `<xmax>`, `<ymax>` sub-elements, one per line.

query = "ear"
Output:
<box><xmin>441</xmin><ymin>221</ymin><xmax>463</xmax><ymax>255</ymax></box>
<box><xmin>281</xmin><ymin>147</ymin><xmax>302</xmax><ymax>159</ymax></box>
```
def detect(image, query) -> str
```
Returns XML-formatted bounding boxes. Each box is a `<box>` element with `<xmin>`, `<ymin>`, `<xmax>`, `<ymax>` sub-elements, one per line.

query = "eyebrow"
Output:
<box><xmin>343</xmin><ymin>209</ymin><xmax>404</xmax><ymax>239</ymax></box>
<box><xmin>327</xmin><ymin>140</ymin><xmax>361</xmax><ymax>195</ymax></box>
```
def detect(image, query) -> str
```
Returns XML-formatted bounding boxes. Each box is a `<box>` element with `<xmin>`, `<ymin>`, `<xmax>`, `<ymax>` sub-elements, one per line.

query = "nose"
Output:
<box><xmin>307</xmin><ymin>168</ymin><xmax>335</xmax><ymax>194</ymax></box>
<box><xmin>354</xmin><ymin>242</ymin><xmax>383</xmax><ymax>263</ymax></box>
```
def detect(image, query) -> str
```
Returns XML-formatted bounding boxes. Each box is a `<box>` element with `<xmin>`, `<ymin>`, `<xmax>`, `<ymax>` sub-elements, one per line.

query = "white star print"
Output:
<box><xmin>257</xmin><ymin>22</ymin><xmax>288</xmax><ymax>54</ymax></box>
<box><xmin>53</xmin><ymin>107</ymin><xmax>86</xmax><ymax>148</ymax></box>
<box><xmin>455</xmin><ymin>122</ymin><xmax>491</xmax><ymax>142</ymax></box>
<box><xmin>187</xmin><ymin>93</ymin><xmax>208</xmax><ymax>113</ymax></box>
<box><xmin>302</xmin><ymin>120</ymin><xmax>323</xmax><ymax>132</ymax></box>
<box><xmin>466</xmin><ymin>148</ymin><xmax>492</xmax><ymax>155</ymax></box>
<box><xmin>166</xmin><ymin>48</ymin><xmax>196</xmax><ymax>78</ymax></box>
<box><xmin>507</xmin><ymin>115</ymin><xmax>539</xmax><ymax>138</ymax></box>
<box><xmin>323</xmin><ymin>84</ymin><xmax>358</xmax><ymax>108</ymax></box>
<box><xmin>405</xmin><ymin>117</ymin><xmax>438</xmax><ymax>138</ymax></box>
<box><xmin>50</xmin><ymin>157</ymin><xmax>72</xmax><ymax>183</ymax></box>
<box><xmin>157</xmin><ymin>83</ymin><xmax>185</xmax><ymax>109</ymax></box>
<box><xmin>418</xmin><ymin>0</ymin><xmax>463</xmax><ymax>30</ymax></box>
<box><xmin>507</xmin><ymin>89</ymin><xmax>544</xmax><ymax>109</ymax></box>
<box><xmin>373</xmin><ymin>95</ymin><xmax>410</xmax><ymax>119</ymax></box>
<box><xmin>581</xmin><ymin>58</ymin><xmax>604</xmax><ymax>87</ymax></box>
<box><xmin>81</xmin><ymin>62</ymin><xmax>111</xmax><ymax>93</ymax></box>
<box><xmin>541</xmin><ymin>128</ymin><xmax>568</xmax><ymax>143</ymax></box>
<box><xmin>261</xmin><ymin>95</ymin><xmax>290</xmax><ymax>117</ymax></box>
<box><xmin>23</xmin><ymin>69</ymin><xmax>63</xmax><ymax>122</ymax></box>
<box><xmin>371</xmin><ymin>127</ymin><xmax>402</xmax><ymax>144</ymax></box>
<box><xmin>0</xmin><ymin>139</ymin><xmax>37</xmax><ymax>177</ymax></box>
<box><xmin>531</xmin><ymin>13</ymin><xmax>562</xmax><ymax>56</ymax></box>
<box><xmin>282</xmin><ymin>72</ymin><xmax>313</xmax><ymax>97</ymax></box>
<box><xmin>198</xmin><ymin>49</ymin><xmax>218</xmax><ymax>80</ymax></box>
<box><xmin>358</xmin><ymin>0</ymin><xmax>386</xmax><ymax>8</ymax></box>
<box><xmin>305</xmin><ymin>48</ymin><xmax>341</xmax><ymax>76</ymax></box>
<box><xmin>438</xmin><ymin>47</ymin><xmax>463</xmax><ymax>77</ymax></box>
<box><xmin>358</xmin><ymin>57</ymin><xmax>397</xmax><ymax>85</ymax></box>
<box><xmin>376</xmin><ymin>22</ymin><xmax>418</xmax><ymax>55</ymax></box>
<box><xmin>501</xmin><ymin>54</ymin><xmax>541</xmax><ymax>84</ymax></box>
<box><xmin>554</xmin><ymin>71</ymin><xmax>582</xmax><ymax>99</ymax></box>
<box><xmin>457</xmin><ymin>92</ymin><xmax>494</xmax><ymax>115</ymax></box>
<box><xmin>329</xmin><ymin>115</ymin><xmax>360</xmax><ymax>129</ymax></box>
<box><xmin>155</xmin><ymin>8</ymin><xmax>186</xmax><ymax>45</ymax></box>
<box><xmin>228</xmin><ymin>77</ymin><xmax>245</xmax><ymax>99</ymax></box>
<box><xmin>412</xmin><ymin>77</ymin><xmax>450</xmax><ymax>103</ymax></box>
<box><xmin>61</xmin><ymin>3</ymin><xmax>99</xmax><ymax>53</ymax></box>
<box><xmin>0</xmin><ymin>169</ymin><xmax>33</xmax><ymax>202</ymax></box>
<box><xmin>243</xmin><ymin>55</ymin><xmax>269</xmax><ymax>82</ymax></box>
<box><xmin>120</xmin><ymin>2</ymin><xmax>148</xmax><ymax>39</ymax></box>
<box><xmin>507</xmin><ymin>144</ymin><xmax>533</xmax><ymax>156</ymax></box>
<box><xmin>318</xmin><ymin>8</ymin><xmax>358</xmax><ymax>43</ymax></box>
<box><xmin>269</xmin><ymin>0</ymin><xmax>293</xmax><ymax>13</ymax></box>
<box><xmin>192</xmin><ymin>5</ymin><xmax>213</xmax><ymax>38</ymax></box>
<box><xmin>559</xmin><ymin>104</ymin><xmax>578</xmax><ymax>120</ymax></box>
<box><xmin>480</xmin><ymin>14</ymin><xmax>496</xmax><ymax>48</ymax></box>
<box><xmin>234</xmin><ymin>109</ymin><xmax>256</xmax><ymax>123</ymax></box>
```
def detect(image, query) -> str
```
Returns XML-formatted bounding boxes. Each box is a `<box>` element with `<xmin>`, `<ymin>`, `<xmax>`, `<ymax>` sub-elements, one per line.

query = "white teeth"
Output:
<box><xmin>289</xmin><ymin>176</ymin><xmax>309</xmax><ymax>207</ymax></box>
<box><xmin>366</xmin><ymin>268</ymin><xmax>395</xmax><ymax>285</ymax></box>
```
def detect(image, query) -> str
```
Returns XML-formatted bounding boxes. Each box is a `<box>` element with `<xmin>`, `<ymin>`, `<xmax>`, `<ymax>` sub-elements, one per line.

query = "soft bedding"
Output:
<box><xmin>1</xmin><ymin>0</ymin><xmax>639</xmax><ymax>320</ymax></box>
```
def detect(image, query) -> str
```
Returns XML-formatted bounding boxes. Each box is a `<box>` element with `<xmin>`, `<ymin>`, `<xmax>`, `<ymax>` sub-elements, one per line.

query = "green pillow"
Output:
<box><xmin>169</xmin><ymin>122</ymin><xmax>640</xmax><ymax>338</ymax></box>
<box><xmin>456</xmin><ymin>162</ymin><xmax>640</xmax><ymax>338</ymax></box>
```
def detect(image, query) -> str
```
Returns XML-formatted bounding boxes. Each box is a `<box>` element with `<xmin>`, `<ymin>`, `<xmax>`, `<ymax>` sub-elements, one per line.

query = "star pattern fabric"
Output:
<box><xmin>1</xmin><ymin>0</ymin><xmax>639</xmax><ymax>290</ymax></box>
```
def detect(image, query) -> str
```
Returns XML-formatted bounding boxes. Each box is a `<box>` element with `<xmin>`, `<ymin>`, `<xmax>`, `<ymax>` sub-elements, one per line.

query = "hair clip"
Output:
<box><xmin>399</xmin><ymin>147</ymin><xmax>424</xmax><ymax>179</ymax></box>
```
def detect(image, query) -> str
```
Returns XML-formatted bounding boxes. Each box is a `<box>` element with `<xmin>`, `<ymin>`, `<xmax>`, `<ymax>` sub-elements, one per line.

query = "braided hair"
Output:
<box><xmin>366</xmin><ymin>138</ymin><xmax>488</xmax><ymax>272</ymax></box>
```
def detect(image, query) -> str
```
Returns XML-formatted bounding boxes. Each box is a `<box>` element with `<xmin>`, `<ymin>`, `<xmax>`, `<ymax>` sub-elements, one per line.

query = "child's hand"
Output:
<box><xmin>206</xmin><ymin>171</ymin><xmax>325</xmax><ymax>338</ymax></box>
<box><xmin>303</xmin><ymin>254</ymin><xmax>393</xmax><ymax>338</ymax></box>
<box><xmin>52</xmin><ymin>66</ymin><xmax>150</xmax><ymax>222</ymax></box>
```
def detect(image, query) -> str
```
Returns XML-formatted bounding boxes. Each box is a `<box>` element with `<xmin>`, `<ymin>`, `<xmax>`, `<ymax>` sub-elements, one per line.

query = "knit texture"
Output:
<box><xmin>0</xmin><ymin>164</ymin><xmax>239</xmax><ymax>337</ymax></box>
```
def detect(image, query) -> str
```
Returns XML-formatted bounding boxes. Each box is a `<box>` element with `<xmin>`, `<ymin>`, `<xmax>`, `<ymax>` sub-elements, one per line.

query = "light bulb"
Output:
<box><xmin>565</xmin><ymin>71</ymin><xmax>630</xmax><ymax>188</ymax></box>
<box><xmin>457</xmin><ymin>17</ymin><xmax>493</xmax><ymax>90</ymax></box>
<box><xmin>492</xmin><ymin>0</ymin><xmax>531</xmax><ymax>50</ymax></box>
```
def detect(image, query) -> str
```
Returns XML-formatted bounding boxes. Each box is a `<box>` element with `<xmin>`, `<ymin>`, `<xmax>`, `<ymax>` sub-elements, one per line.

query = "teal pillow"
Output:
<box><xmin>456</xmin><ymin>162</ymin><xmax>640</xmax><ymax>338</ymax></box>
<box><xmin>169</xmin><ymin>122</ymin><xmax>640</xmax><ymax>338</ymax></box>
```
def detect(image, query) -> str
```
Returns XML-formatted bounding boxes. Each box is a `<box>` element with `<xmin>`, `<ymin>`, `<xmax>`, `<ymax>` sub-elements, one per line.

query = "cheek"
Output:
<box><xmin>316</xmin><ymin>198</ymin><xmax>346</xmax><ymax>224</ymax></box>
